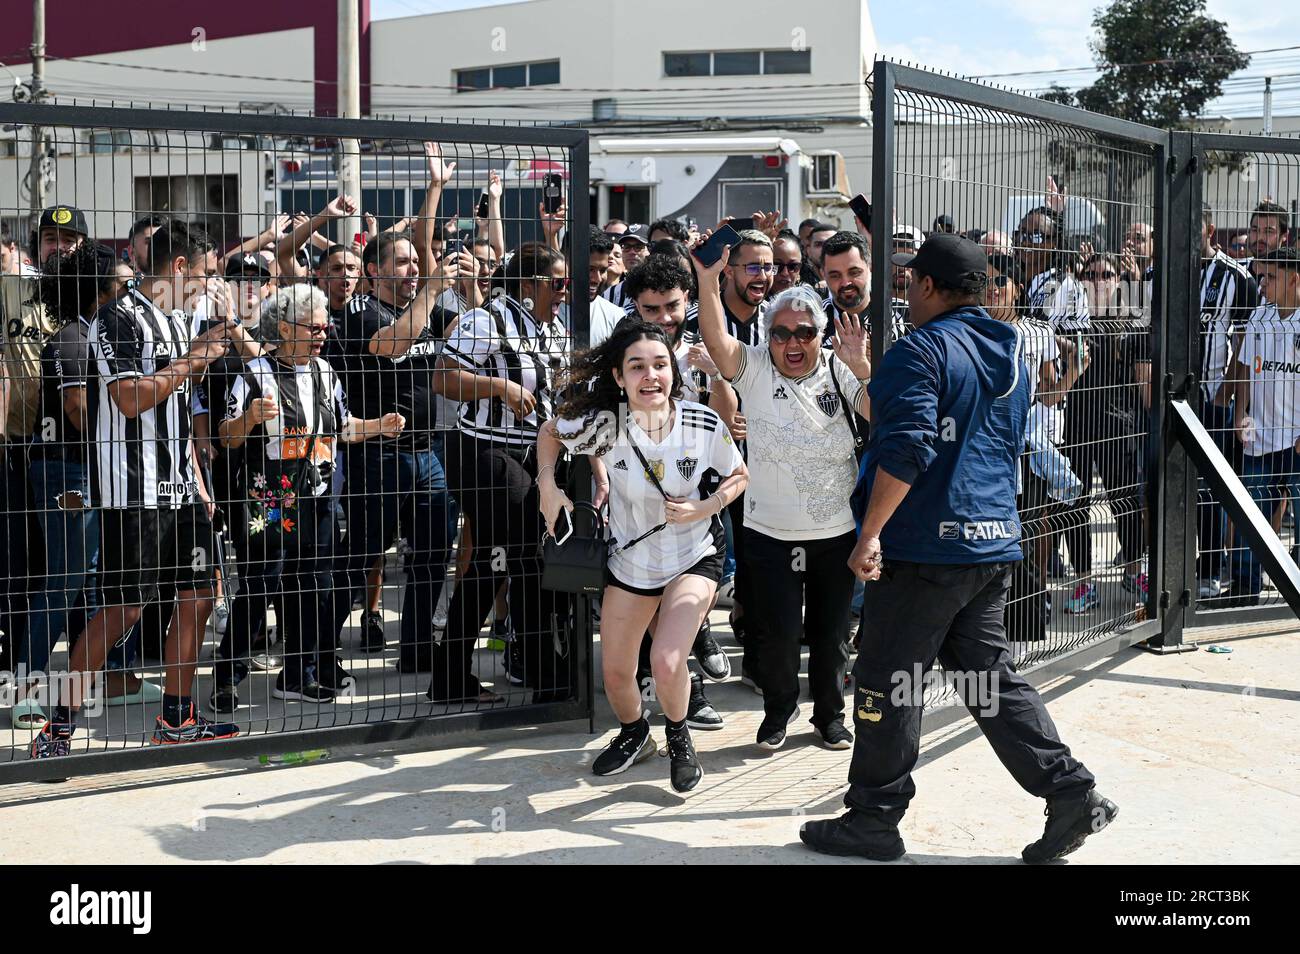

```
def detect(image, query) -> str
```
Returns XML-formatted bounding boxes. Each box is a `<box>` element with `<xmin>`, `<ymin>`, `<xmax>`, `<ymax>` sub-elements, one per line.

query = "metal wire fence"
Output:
<box><xmin>0</xmin><ymin>103</ymin><xmax>592</xmax><ymax>779</ymax></box>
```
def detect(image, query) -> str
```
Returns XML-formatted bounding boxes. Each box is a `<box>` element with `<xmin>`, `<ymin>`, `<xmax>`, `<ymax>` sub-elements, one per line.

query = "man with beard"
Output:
<box><xmin>0</xmin><ymin>205</ymin><xmax>89</xmax><ymax>663</ymax></box>
<box><xmin>1244</xmin><ymin>201</ymin><xmax>1290</xmax><ymax>279</ymax></box>
<box><xmin>771</xmin><ymin>231</ymin><xmax>805</xmax><ymax>297</ymax></box>
<box><xmin>820</xmin><ymin>231</ymin><xmax>909</xmax><ymax>350</ymax></box>
<box><xmin>602</xmin><ymin>225</ymin><xmax>651</xmax><ymax>309</ymax></box>
<box><xmin>582</xmin><ymin>228</ymin><xmax>630</xmax><ymax>347</ymax></box>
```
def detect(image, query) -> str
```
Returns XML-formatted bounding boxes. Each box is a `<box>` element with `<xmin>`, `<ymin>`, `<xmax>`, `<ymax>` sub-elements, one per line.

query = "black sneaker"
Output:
<box><xmin>396</xmin><ymin>652</ymin><xmax>433</xmax><ymax>674</ymax></box>
<box><xmin>663</xmin><ymin>725</ymin><xmax>702</xmax><ymax>793</ymax></box>
<box><xmin>1022</xmin><ymin>788</ymin><xmax>1118</xmax><ymax>864</ymax></box>
<box><xmin>815</xmin><ymin>720</ymin><xmax>853</xmax><ymax>751</ymax></box>
<box><xmin>592</xmin><ymin>718</ymin><xmax>655</xmax><ymax>776</ymax></box>
<box><xmin>30</xmin><ymin>721</ymin><xmax>75</xmax><ymax>759</ymax></box>
<box><xmin>800</xmin><ymin>808</ymin><xmax>906</xmax><ymax>860</ymax></box>
<box><xmin>503</xmin><ymin>637</ymin><xmax>525</xmax><ymax>685</ymax></box>
<box><xmin>272</xmin><ymin>677</ymin><xmax>336</xmax><ymax>703</ymax></box>
<box><xmin>209</xmin><ymin>683</ymin><xmax>238</xmax><ymax>715</ymax></box>
<box><xmin>755</xmin><ymin>705</ymin><xmax>800</xmax><ymax>750</ymax></box>
<box><xmin>685</xmin><ymin>671</ymin><xmax>724</xmax><ymax>730</ymax></box>
<box><xmin>692</xmin><ymin>620</ymin><xmax>731</xmax><ymax>681</ymax></box>
<box><xmin>319</xmin><ymin>661</ymin><xmax>356</xmax><ymax>695</ymax></box>
<box><xmin>151</xmin><ymin>705</ymin><xmax>240</xmax><ymax>745</ymax></box>
<box><xmin>359</xmin><ymin>612</ymin><xmax>387</xmax><ymax>653</ymax></box>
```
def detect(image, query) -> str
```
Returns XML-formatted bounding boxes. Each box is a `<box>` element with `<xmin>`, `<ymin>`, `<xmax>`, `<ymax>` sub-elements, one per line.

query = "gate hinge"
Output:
<box><xmin>1166</xmin><ymin>156</ymin><xmax>1178</xmax><ymax>176</ymax></box>
<box><xmin>1164</xmin><ymin>372</ymin><xmax>1196</xmax><ymax>399</ymax></box>
<box><xmin>1187</xmin><ymin>156</ymin><xmax>1199</xmax><ymax>174</ymax></box>
<box><xmin>1179</xmin><ymin>589</ymin><xmax>1191</xmax><ymax>607</ymax></box>
<box><xmin>1159</xmin><ymin>590</ymin><xmax>1171</xmax><ymax>609</ymax></box>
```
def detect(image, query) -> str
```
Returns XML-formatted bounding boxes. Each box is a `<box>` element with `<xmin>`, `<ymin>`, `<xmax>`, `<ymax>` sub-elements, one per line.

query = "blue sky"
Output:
<box><xmin>370</xmin><ymin>0</ymin><xmax>1300</xmax><ymax>119</ymax></box>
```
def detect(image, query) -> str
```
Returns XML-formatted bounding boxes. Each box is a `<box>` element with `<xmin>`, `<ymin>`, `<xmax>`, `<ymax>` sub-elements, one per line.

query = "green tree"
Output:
<box><xmin>1072</xmin><ymin>0</ymin><xmax>1250</xmax><ymax>128</ymax></box>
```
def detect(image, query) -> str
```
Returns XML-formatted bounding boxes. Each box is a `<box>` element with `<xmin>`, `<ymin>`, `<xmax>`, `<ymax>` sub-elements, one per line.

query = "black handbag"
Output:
<box><xmin>541</xmin><ymin>502</ymin><xmax>608</xmax><ymax>594</ymax></box>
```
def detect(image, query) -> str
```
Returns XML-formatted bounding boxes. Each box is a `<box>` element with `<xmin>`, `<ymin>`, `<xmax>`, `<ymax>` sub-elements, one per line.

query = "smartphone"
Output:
<box><xmin>849</xmin><ymin>193</ymin><xmax>872</xmax><ymax>227</ymax></box>
<box><xmin>543</xmin><ymin>173</ymin><xmax>564</xmax><ymax>213</ymax></box>
<box><xmin>693</xmin><ymin>224</ymin><xmax>742</xmax><ymax>268</ymax></box>
<box><xmin>445</xmin><ymin>239</ymin><xmax>466</xmax><ymax>257</ymax></box>
<box><xmin>476</xmin><ymin>192</ymin><xmax>490</xmax><ymax>219</ymax></box>
<box><xmin>727</xmin><ymin>216</ymin><xmax>756</xmax><ymax>232</ymax></box>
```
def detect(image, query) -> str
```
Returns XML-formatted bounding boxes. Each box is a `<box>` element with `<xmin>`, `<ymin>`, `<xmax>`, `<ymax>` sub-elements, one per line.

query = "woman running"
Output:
<box><xmin>536</xmin><ymin>320</ymin><xmax>747</xmax><ymax>793</ymax></box>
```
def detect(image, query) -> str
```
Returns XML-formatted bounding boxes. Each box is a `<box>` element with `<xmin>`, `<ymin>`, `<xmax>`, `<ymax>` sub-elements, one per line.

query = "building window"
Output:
<box><xmin>663</xmin><ymin>50</ymin><xmax>812</xmax><ymax>78</ymax></box>
<box><xmin>456</xmin><ymin>60</ymin><xmax>560</xmax><ymax>92</ymax></box>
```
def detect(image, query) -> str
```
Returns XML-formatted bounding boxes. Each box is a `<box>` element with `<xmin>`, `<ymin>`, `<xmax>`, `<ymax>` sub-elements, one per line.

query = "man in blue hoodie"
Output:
<box><xmin>800</xmin><ymin>234</ymin><xmax>1117</xmax><ymax>864</ymax></box>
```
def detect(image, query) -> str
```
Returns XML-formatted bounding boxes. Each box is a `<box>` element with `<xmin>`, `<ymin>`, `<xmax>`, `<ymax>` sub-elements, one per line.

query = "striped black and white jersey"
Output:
<box><xmin>555</xmin><ymin>400</ymin><xmax>743</xmax><ymax>590</ymax></box>
<box><xmin>88</xmin><ymin>288</ymin><xmax>200</xmax><ymax>509</ymax></box>
<box><xmin>1027</xmin><ymin>267</ymin><xmax>1091</xmax><ymax>332</ymax></box>
<box><xmin>1199</xmin><ymin>250</ymin><xmax>1260</xmax><ymax>404</ymax></box>
<box><xmin>621</xmin><ymin>296</ymin><xmax>700</xmax><ymax>325</ymax></box>
<box><xmin>819</xmin><ymin>297</ymin><xmax>910</xmax><ymax>348</ymax></box>
<box><xmin>602</xmin><ymin>280</ymin><xmax>632</xmax><ymax>310</ymax></box>
<box><xmin>224</xmin><ymin>357</ymin><xmax>351</xmax><ymax>492</ymax></box>
<box><xmin>443</xmin><ymin>293</ymin><xmax>570</xmax><ymax>446</ymax></box>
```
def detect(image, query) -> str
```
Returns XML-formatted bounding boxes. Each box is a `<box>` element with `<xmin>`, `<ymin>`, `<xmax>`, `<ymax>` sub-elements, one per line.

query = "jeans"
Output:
<box><xmin>846</xmin><ymin>560</ymin><xmax>1094</xmax><ymax>816</ymax></box>
<box><xmin>22</xmin><ymin>455</ymin><xmax>134</xmax><ymax>676</ymax></box>
<box><xmin>326</xmin><ymin>442</ymin><xmax>453</xmax><ymax>661</ymax></box>
<box><xmin>1229</xmin><ymin>448</ymin><xmax>1300</xmax><ymax>596</ymax></box>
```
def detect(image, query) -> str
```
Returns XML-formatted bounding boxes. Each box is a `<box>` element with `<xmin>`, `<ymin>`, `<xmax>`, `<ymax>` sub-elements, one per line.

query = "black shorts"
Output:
<box><xmin>605</xmin><ymin>520</ymin><xmax>725</xmax><ymax>597</ymax></box>
<box><xmin>99</xmin><ymin>504</ymin><xmax>218</xmax><ymax>606</ymax></box>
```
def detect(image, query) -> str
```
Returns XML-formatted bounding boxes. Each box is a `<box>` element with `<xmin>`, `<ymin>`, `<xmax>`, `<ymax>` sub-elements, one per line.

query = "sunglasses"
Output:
<box><xmin>1081</xmin><ymin>270</ymin><xmax>1116</xmax><ymax>281</ymax></box>
<box><xmin>289</xmin><ymin>321</ymin><xmax>330</xmax><ymax>336</ymax></box>
<box><xmin>774</xmin><ymin>261</ymin><xmax>802</xmax><ymax>273</ymax></box>
<box><xmin>530</xmin><ymin>276</ymin><xmax>571</xmax><ymax>291</ymax></box>
<box><xmin>769</xmin><ymin>325</ymin><xmax>819</xmax><ymax>343</ymax></box>
<box><xmin>990</xmin><ymin>274</ymin><xmax>1013</xmax><ymax>288</ymax></box>
<box><xmin>730</xmin><ymin>263</ymin><xmax>776</xmax><ymax>276</ymax></box>
<box><xmin>1013</xmin><ymin>232</ymin><xmax>1051</xmax><ymax>245</ymax></box>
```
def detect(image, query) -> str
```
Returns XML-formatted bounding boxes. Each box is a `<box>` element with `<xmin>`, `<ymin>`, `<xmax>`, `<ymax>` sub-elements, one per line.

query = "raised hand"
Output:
<box><xmin>832</xmin><ymin>312</ymin><xmax>871</xmax><ymax>379</ymax></box>
<box><xmin>487</xmin><ymin>170</ymin><xmax>503</xmax><ymax>200</ymax></box>
<box><xmin>424</xmin><ymin>141</ymin><xmax>457</xmax><ymax>186</ymax></box>
<box><xmin>245</xmin><ymin>396</ymin><xmax>279</xmax><ymax>425</ymax></box>
<box><xmin>324</xmin><ymin>194</ymin><xmax>358</xmax><ymax>219</ymax></box>
<box><xmin>540</xmin><ymin>201</ymin><xmax>567</xmax><ymax>239</ymax></box>
<box><xmin>379</xmin><ymin>412</ymin><xmax>406</xmax><ymax>438</ymax></box>
<box><xmin>754</xmin><ymin>210</ymin><xmax>788</xmax><ymax>240</ymax></box>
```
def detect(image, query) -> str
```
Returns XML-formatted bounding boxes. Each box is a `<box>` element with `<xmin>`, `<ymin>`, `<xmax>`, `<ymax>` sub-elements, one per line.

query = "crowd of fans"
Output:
<box><xmin>1</xmin><ymin>143</ymin><xmax>1296</xmax><ymax>760</ymax></box>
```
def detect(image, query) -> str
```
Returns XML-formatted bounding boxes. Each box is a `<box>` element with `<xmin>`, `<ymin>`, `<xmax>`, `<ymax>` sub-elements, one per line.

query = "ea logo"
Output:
<box><xmin>53</xmin><ymin>207</ymin><xmax>73</xmax><ymax>225</ymax></box>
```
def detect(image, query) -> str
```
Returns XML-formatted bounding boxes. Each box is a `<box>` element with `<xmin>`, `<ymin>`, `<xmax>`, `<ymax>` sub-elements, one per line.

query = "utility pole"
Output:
<box><xmin>1263</xmin><ymin>76</ymin><xmax>1276</xmax><ymax>203</ymax></box>
<box><xmin>337</xmin><ymin>0</ymin><xmax>362</xmax><ymax>248</ymax></box>
<box><xmin>27</xmin><ymin>0</ymin><xmax>48</xmax><ymax>220</ymax></box>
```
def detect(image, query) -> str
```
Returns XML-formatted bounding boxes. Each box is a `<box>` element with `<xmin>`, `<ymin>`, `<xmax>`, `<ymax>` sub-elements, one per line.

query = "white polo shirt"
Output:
<box><xmin>1239</xmin><ymin>302</ymin><xmax>1300</xmax><ymax>457</ymax></box>
<box><xmin>727</xmin><ymin>343</ymin><xmax>864</xmax><ymax>540</ymax></box>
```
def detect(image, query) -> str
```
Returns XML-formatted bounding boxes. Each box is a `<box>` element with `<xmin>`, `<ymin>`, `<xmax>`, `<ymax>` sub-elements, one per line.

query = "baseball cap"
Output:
<box><xmin>892</xmin><ymin>226</ymin><xmax>924</xmax><ymax>250</ymax></box>
<box><xmin>225</xmin><ymin>252</ymin><xmax>272</xmax><ymax>278</ymax></box>
<box><xmin>932</xmin><ymin>214</ymin><xmax>955</xmax><ymax>232</ymax></box>
<box><xmin>891</xmin><ymin>233</ymin><xmax>988</xmax><ymax>285</ymax></box>
<box><xmin>37</xmin><ymin>205</ymin><xmax>89</xmax><ymax>237</ymax></box>
<box><xmin>1258</xmin><ymin>246</ymin><xmax>1300</xmax><ymax>270</ymax></box>
<box><xmin>618</xmin><ymin>224</ymin><xmax>650</xmax><ymax>246</ymax></box>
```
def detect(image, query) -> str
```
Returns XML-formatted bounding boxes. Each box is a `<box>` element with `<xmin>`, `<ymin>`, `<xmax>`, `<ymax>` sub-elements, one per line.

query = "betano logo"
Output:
<box><xmin>49</xmin><ymin>884</ymin><xmax>151</xmax><ymax>934</ymax></box>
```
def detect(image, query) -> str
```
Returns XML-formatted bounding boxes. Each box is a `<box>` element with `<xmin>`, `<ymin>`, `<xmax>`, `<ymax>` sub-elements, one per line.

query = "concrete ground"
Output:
<box><xmin>1</xmin><ymin>616</ymin><xmax>1294</xmax><ymax>865</ymax></box>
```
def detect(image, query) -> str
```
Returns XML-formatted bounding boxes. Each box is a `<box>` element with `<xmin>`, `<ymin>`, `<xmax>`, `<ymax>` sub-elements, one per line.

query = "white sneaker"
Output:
<box><xmin>1197</xmin><ymin>578</ymin><xmax>1226</xmax><ymax>600</ymax></box>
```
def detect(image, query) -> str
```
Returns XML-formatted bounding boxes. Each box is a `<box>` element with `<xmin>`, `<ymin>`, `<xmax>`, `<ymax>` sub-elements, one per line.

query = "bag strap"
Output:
<box><xmin>293</xmin><ymin>359</ymin><xmax>329</xmax><ymax>496</ymax></box>
<box><xmin>828</xmin><ymin>356</ymin><xmax>864</xmax><ymax>453</ymax></box>
<box><xmin>616</xmin><ymin>418</ymin><xmax>670</xmax><ymax>552</ymax></box>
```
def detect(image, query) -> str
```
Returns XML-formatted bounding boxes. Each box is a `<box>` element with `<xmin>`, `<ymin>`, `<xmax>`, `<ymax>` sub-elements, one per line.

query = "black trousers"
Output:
<box><xmin>1062</xmin><ymin>402</ymin><xmax>1144</xmax><ymax>576</ymax></box>
<box><xmin>433</xmin><ymin>432</ymin><xmax>572</xmax><ymax>703</ymax></box>
<box><xmin>1197</xmin><ymin>401</ymin><xmax>1242</xmax><ymax>580</ymax></box>
<box><xmin>728</xmin><ymin>495</ymin><xmax>767</xmax><ymax>670</ymax></box>
<box><xmin>846</xmin><ymin>560</ymin><xmax>1094</xmax><ymax>817</ymax></box>
<box><xmin>744</xmin><ymin>528</ymin><xmax>855</xmax><ymax>728</ymax></box>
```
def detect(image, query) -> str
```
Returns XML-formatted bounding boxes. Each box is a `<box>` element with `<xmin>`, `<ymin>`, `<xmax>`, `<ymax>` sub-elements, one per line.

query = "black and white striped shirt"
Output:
<box><xmin>1027</xmin><ymin>267</ymin><xmax>1091</xmax><ymax>332</ymax></box>
<box><xmin>602</xmin><ymin>280</ymin><xmax>633</xmax><ymax>311</ymax></box>
<box><xmin>443</xmin><ymin>294</ymin><xmax>570</xmax><ymax>446</ymax></box>
<box><xmin>819</xmin><ymin>297</ymin><xmax>910</xmax><ymax>347</ymax></box>
<box><xmin>721</xmin><ymin>298</ymin><xmax>765</xmax><ymax>346</ymax></box>
<box><xmin>1199</xmin><ymin>250</ymin><xmax>1260</xmax><ymax>404</ymax></box>
<box><xmin>88</xmin><ymin>289</ymin><xmax>199</xmax><ymax>509</ymax></box>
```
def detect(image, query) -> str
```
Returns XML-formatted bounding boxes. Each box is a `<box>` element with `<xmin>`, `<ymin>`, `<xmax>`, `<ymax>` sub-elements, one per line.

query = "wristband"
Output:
<box><xmin>535</xmin><ymin>464</ymin><xmax>556</xmax><ymax>485</ymax></box>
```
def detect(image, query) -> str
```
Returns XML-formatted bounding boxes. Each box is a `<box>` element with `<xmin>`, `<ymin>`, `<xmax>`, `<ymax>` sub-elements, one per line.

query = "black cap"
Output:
<box><xmin>1258</xmin><ymin>246</ymin><xmax>1300</xmax><ymax>270</ymax></box>
<box><xmin>37</xmin><ymin>205</ymin><xmax>89</xmax><ymax>237</ymax></box>
<box><xmin>932</xmin><ymin>214</ymin><xmax>954</xmax><ymax>231</ymax></box>
<box><xmin>891</xmin><ymin>233</ymin><xmax>988</xmax><ymax>285</ymax></box>
<box><xmin>618</xmin><ymin>224</ymin><xmax>650</xmax><ymax>246</ymax></box>
<box><xmin>225</xmin><ymin>252</ymin><xmax>272</xmax><ymax>278</ymax></box>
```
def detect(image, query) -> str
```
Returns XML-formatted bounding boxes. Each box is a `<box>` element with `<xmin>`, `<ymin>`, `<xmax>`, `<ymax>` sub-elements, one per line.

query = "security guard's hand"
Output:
<box><xmin>849</xmin><ymin>534</ymin><xmax>883</xmax><ymax>581</ymax></box>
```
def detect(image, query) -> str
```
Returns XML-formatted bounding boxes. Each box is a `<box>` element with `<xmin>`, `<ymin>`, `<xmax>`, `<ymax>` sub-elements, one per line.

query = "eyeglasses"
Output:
<box><xmin>229</xmin><ymin>274</ymin><xmax>270</xmax><ymax>285</ymax></box>
<box><xmin>990</xmin><ymin>275</ymin><xmax>1013</xmax><ymax>288</ymax></box>
<box><xmin>730</xmin><ymin>263</ymin><xmax>776</xmax><ymax>276</ymax></box>
<box><xmin>1081</xmin><ymin>270</ymin><xmax>1116</xmax><ymax>281</ymax></box>
<box><xmin>768</xmin><ymin>325</ymin><xmax>819</xmax><ymax>343</ymax></box>
<box><xmin>530</xmin><ymin>276</ymin><xmax>571</xmax><ymax>291</ymax></box>
<box><xmin>774</xmin><ymin>261</ymin><xmax>802</xmax><ymax>273</ymax></box>
<box><xmin>1013</xmin><ymin>232</ymin><xmax>1051</xmax><ymax>246</ymax></box>
<box><xmin>289</xmin><ymin>321</ymin><xmax>330</xmax><ymax>336</ymax></box>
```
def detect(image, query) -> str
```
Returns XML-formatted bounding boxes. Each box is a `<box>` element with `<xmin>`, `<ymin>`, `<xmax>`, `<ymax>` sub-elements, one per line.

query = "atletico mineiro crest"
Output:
<box><xmin>816</xmin><ymin>390</ymin><xmax>839</xmax><ymax>417</ymax></box>
<box><xmin>676</xmin><ymin>457</ymin><xmax>698</xmax><ymax>480</ymax></box>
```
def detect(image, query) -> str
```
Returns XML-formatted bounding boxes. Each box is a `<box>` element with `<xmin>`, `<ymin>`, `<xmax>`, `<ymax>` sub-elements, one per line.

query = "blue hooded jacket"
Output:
<box><xmin>851</xmin><ymin>305</ymin><xmax>1028</xmax><ymax>564</ymax></box>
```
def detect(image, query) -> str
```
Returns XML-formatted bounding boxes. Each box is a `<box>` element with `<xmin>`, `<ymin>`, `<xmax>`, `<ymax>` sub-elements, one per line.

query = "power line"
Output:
<box><xmin>971</xmin><ymin>45</ymin><xmax>1300</xmax><ymax>80</ymax></box>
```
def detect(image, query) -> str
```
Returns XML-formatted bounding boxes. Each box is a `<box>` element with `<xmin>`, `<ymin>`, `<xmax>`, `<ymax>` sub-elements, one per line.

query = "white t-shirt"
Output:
<box><xmin>1017</xmin><ymin>317</ymin><xmax>1058</xmax><ymax>406</ymax></box>
<box><xmin>585</xmin><ymin>295</ymin><xmax>631</xmax><ymax>349</ymax></box>
<box><xmin>555</xmin><ymin>400</ymin><xmax>743</xmax><ymax>590</ymax></box>
<box><xmin>727</xmin><ymin>343</ymin><xmax>864</xmax><ymax>540</ymax></box>
<box><xmin>1238</xmin><ymin>303</ymin><xmax>1300</xmax><ymax>457</ymax></box>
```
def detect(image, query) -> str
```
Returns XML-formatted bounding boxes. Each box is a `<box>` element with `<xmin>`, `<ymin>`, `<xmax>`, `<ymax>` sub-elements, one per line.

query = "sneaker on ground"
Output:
<box><xmin>1122</xmin><ymin>572</ymin><xmax>1148</xmax><ymax>597</ymax></box>
<box><xmin>715</xmin><ymin>577</ymin><xmax>735</xmax><ymax>609</ymax></box>
<box><xmin>1022</xmin><ymin>788</ymin><xmax>1119</xmax><ymax>864</ymax></box>
<box><xmin>503</xmin><ymin>638</ymin><xmax>525</xmax><ymax>685</ymax></box>
<box><xmin>1197</xmin><ymin>577</ymin><xmax>1226</xmax><ymax>600</ymax></box>
<box><xmin>30</xmin><ymin>722</ymin><xmax>75</xmax><ymax>759</ymax></box>
<box><xmin>249</xmin><ymin>640</ymin><xmax>283</xmax><ymax>671</ymax></box>
<box><xmin>209</xmin><ymin>683</ymin><xmax>238</xmax><ymax>714</ymax></box>
<box><xmin>592</xmin><ymin>718</ymin><xmax>655</xmax><ymax>776</ymax></box>
<box><xmin>692</xmin><ymin>620</ymin><xmax>730</xmax><ymax>681</ymax></box>
<box><xmin>755</xmin><ymin>705</ymin><xmax>800</xmax><ymax>750</ymax></box>
<box><xmin>686</xmin><ymin>671</ymin><xmax>724</xmax><ymax>730</ymax></box>
<box><xmin>319</xmin><ymin>661</ymin><xmax>356</xmax><ymax>695</ymax></box>
<box><xmin>663</xmin><ymin>726</ymin><xmax>703</xmax><ymax>793</ymax></box>
<box><xmin>1063</xmin><ymin>581</ymin><xmax>1099</xmax><ymax>614</ymax></box>
<box><xmin>151</xmin><ymin>704</ymin><xmax>240</xmax><ymax>745</ymax></box>
<box><xmin>359</xmin><ymin>612</ymin><xmax>387</xmax><ymax>653</ymax></box>
<box><xmin>799</xmin><ymin>808</ymin><xmax>906</xmax><ymax>860</ymax></box>
<box><xmin>815</xmin><ymin>720</ymin><xmax>853</xmax><ymax>751</ymax></box>
<box><xmin>739</xmin><ymin>667</ymin><xmax>764</xmax><ymax>697</ymax></box>
<box><xmin>272</xmin><ymin>677</ymin><xmax>336</xmax><ymax>703</ymax></box>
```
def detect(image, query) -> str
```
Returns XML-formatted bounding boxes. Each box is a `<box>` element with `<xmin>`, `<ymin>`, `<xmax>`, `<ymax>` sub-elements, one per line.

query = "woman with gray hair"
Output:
<box><xmin>693</xmin><ymin>236</ymin><xmax>872</xmax><ymax>752</ymax></box>
<box><xmin>209</xmin><ymin>284</ymin><xmax>406</xmax><ymax>711</ymax></box>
